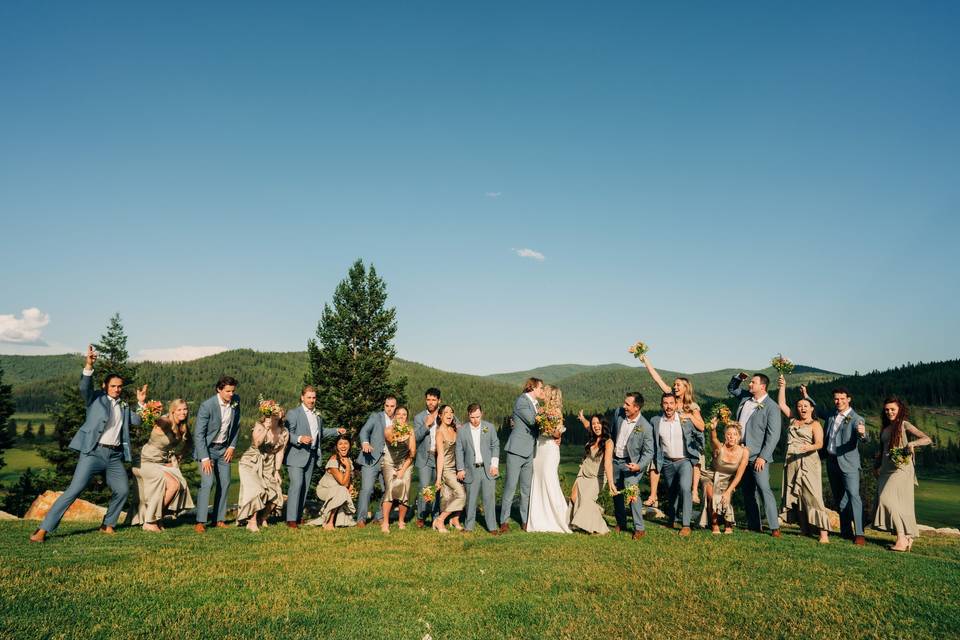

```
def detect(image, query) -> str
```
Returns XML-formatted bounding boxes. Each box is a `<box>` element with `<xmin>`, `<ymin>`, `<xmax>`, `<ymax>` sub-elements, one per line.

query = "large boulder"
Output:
<box><xmin>23</xmin><ymin>490</ymin><xmax>107</xmax><ymax>522</ymax></box>
<box><xmin>0</xmin><ymin>510</ymin><xmax>19</xmax><ymax>521</ymax></box>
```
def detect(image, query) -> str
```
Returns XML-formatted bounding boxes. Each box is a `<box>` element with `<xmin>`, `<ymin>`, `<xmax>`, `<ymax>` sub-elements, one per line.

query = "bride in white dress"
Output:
<box><xmin>526</xmin><ymin>384</ymin><xmax>572</xmax><ymax>533</ymax></box>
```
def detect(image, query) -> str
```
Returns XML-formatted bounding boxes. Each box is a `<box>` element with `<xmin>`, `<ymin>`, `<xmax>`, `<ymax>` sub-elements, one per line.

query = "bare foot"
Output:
<box><xmin>246</xmin><ymin>520</ymin><xmax>260</xmax><ymax>533</ymax></box>
<box><xmin>100</xmin><ymin>525</ymin><xmax>116</xmax><ymax>535</ymax></box>
<box><xmin>397</xmin><ymin>521</ymin><xmax>406</xmax><ymax>530</ymax></box>
<box><xmin>142</xmin><ymin>523</ymin><xmax>163</xmax><ymax>533</ymax></box>
<box><xmin>433</xmin><ymin>520</ymin><xmax>448</xmax><ymax>534</ymax></box>
<box><xmin>723</xmin><ymin>527</ymin><xmax>733</xmax><ymax>535</ymax></box>
<box><xmin>29</xmin><ymin>529</ymin><xmax>46</xmax><ymax>543</ymax></box>
<box><xmin>323</xmin><ymin>523</ymin><xmax>334</xmax><ymax>531</ymax></box>
<box><xmin>380</xmin><ymin>522</ymin><xmax>390</xmax><ymax>534</ymax></box>
<box><xmin>711</xmin><ymin>525</ymin><xmax>721</xmax><ymax>535</ymax></box>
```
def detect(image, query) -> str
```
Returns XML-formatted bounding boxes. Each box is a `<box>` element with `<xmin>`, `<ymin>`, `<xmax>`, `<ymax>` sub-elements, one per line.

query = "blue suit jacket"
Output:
<box><xmin>727</xmin><ymin>376</ymin><xmax>782</xmax><ymax>462</ymax></box>
<box><xmin>504</xmin><ymin>394</ymin><xmax>539</xmax><ymax>458</ymax></box>
<box><xmin>650</xmin><ymin>414</ymin><xmax>702</xmax><ymax>470</ymax></box>
<box><xmin>69</xmin><ymin>372</ymin><xmax>141</xmax><ymax>462</ymax></box>
<box><xmin>455</xmin><ymin>421</ymin><xmax>500</xmax><ymax>483</ymax></box>
<box><xmin>192</xmin><ymin>394</ymin><xmax>242</xmax><ymax>461</ymax></box>
<box><xmin>611</xmin><ymin>408</ymin><xmax>655</xmax><ymax>471</ymax></box>
<box><xmin>413</xmin><ymin>410</ymin><xmax>438</xmax><ymax>469</ymax></box>
<box><xmin>812</xmin><ymin>400</ymin><xmax>867</xmax><ymax>473</ymax></box>
<box><xmin>356</xmin><ymin>411</ymin><xmax>388</xmax><ymax>467</ymax></box>
<box><xmin>284</xmin><ymin>405</ymin><xmax>339</xmax><ymax>468</ymax></box>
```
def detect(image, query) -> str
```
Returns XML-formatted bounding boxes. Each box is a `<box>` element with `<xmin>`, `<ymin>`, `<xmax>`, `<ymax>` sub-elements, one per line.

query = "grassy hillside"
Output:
<box><xmin>486</xmin><ymin>363</ymin><xmax>629</xmax><ymax>386</ymax></box>
<box><xmin>1</xmin><ymin>519</ymin><xmax>958</xmax><ymax>639</ymax></box>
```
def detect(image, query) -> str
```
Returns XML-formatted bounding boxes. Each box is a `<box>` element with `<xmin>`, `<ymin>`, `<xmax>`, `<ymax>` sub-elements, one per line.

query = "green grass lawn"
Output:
<box><xmin>1</xmin><ymin>517</ymin><xmax>959</xmax><ymax>639</ymax></box>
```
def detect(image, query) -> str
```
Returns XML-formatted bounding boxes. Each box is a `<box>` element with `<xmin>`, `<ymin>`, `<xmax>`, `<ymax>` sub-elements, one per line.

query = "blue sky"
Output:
<box><xmin>1</xmin><ymin>2</ymin><xmax>958</xmax><ymax>376</ymax></box>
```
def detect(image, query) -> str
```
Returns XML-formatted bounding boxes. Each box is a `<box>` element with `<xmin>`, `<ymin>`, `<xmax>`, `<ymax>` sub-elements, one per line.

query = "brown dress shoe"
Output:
<box><xmin>489</xmin><ymin>529</ymin><xmax>501</xmax><ymax>536</ymax></box>
<box><xmin>632</xmin><ymin>531</ymin><xmax>646</xmax><ymax>540</ymax></box>
<box><xmin>286</xmin><ymin>521</ymin><xmax>299</xmax><ymax>529</ymax></box>
<box><xmin>194</xmin><ymin>523</ymin><xmax>206</xmax><ymax>534</ymax></box>
<box><xmin>416</xmin><ymin>519</ymin><xmax>425</xmax><ymax>529</ymax></box>
<box><xmin>521</xmin><ymin>522</ymin><xmax>527</xmax><ymax>532</ymax></box>
<box><xmin>215</xmin><ymin>521</ymin><xmax>228</xmax><ymax>529</ymax></box>
<box><xmin>356</xmin><ymin>520</ymin><xmax>366</xmax><ymax>529</ymax></box>
<box><xmin>771</xmin><ymin>529</ymin><xmax>782</xmax><ymax>538</ymax></box>
<box><xmin>678</xmin><ymin>527</ymin><xmax>691</xmax><ymax>537</ymax></box>
<box><xmin>614</xmin><ymin>526</ymin><xmax>622</xmax><ymax>534</ymax></box>
<box><xmin>853</xmin><ymin>535</ymin><xmax>866</xmax><ymax>546</ymax></box>
<box><xmin>499</xmin><ymin>523</ymin><xmax>509</xmax><ymax>534</ymax></box>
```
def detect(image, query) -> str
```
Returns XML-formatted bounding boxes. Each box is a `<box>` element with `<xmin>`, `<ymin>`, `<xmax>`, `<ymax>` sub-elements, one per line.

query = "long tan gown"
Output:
<box><xmin>439</xmin><ymin>430</ymin><xmax>465</xmax><ymax>512</ymax></box>
<box><xmin>382</xmin><ymin>436</ymin><xmax>414</xmax><ymax>505</ymax></box>
<box><xmin>873</xmin><ymin>422</ymin><xmax>919</xmax><ymax>537</ymax></box>
<box><xmin>780</xmin><ymin>420</ymin><xmax>832</xmax><ymax>530</ymax></box>
<box><xmin>698</xmin><ymin>446</ymin><xmax>743</xmax><ymax>527</ymax></box>
<box><xmin>569</xmin><ymin>446</ymin><xmax>609</xmax><ymax>534</ymax></box>
<box><xmin>237</xmin><ymin>422</ymin><xmax>289</xmax><ymax>521</ymax></box>
<box><xmin>132</xmin><ymin>420</ymin><xmax>194</xmax><ymax>525</ymax></box>
<box><xmin>309</xmin><ymin>457</ymin><xmax>357</xmax><ymax>527</ymax></box>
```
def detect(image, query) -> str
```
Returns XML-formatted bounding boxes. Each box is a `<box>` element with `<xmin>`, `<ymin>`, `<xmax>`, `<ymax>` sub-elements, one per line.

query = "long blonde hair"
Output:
<box><xmin>674</xmin><ymin>377</ymin><xmax>696</xmax><ymax>412</ymax></box>
<box><xmin>542</xmin><ymin>384</ymin><xmax>563</xmax><ymax>414</ymax></box>
<box><xmin>166</xmin><ymin>399</ymin><xmax>189</xmax><ymax>438</ymax></box>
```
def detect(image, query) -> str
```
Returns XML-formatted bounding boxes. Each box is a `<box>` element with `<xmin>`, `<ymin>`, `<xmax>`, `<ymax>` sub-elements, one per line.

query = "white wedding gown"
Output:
<box><xmin>526</xmin><ymin>435</ymin><xmax>572</xmax><ymax>533</ymax></box>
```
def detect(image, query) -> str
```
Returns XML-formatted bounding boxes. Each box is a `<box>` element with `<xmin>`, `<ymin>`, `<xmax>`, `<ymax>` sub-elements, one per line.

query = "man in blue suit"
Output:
<box><xmin>283</xmin><ymin>385</ymin><xmax>344</xmax><ymax>528</ymax></box>
<box><xmin>651</xmin><ymin>393</ymin><xmax>702</xmax><ymax>536</ymax></box>
<box><xmin>456</xmin><ymin>403</ymin><xmax>501</xmax><ymax>534</ymax></box>
<box><xmin>499</xmin><ymin>377</ymin><xmax>545</xmax><ymax>532</ymax></box>
<box><xmin>356</xmin><ymin>396</ymin><xmax>397</xmax><ymax>527</ymax></box>
<box><xmin>31</xmin><ymin>345</ymin><xmax>146</xmax><ymax>542</ymax></box>
<box><xmin>803</xmin><ymin>385</ymin><xmax>868</xmax><ymax>545</ymax></box>
<box><xmin>193</xmin><ymin>375</ymin><xmax>241</xmax><ymax>533</ymax></box>
<box><xmin>728</xmin><ymin>372</ymin><xmax>782</xmax><ymax>537</ymax></box>
<box><xmin>610</xmin><ymin>391</ymin><xmax>655</xmax><ymax>539</ymax></box>
<box><xmin>413</xmin><ymin>387</ymin><xmax>442</xmax><ymax>528</ymax></box>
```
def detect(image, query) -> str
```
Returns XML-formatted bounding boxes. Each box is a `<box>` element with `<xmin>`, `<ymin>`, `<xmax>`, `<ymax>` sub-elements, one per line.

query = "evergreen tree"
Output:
<box><xmin>93</xmin><ymin>313</ymin><xmax>139</xmax><ymax>401</ymax></box>
<box><xmin>37</xmin><ymin>422</ymin><xmax>47</xmax><ymax>437</ymax></box>
<box><xmin>0</xmin><ymin>365</ymin><xmax>15</xmax><ymax>471</ymax></box>
<box><xmin>2</xmin><ymin>467</ymin><xmax>54</xmax><ymax>517</ymax></box>
<box><xmin>23</xmin><ymin>420</ymin><xmax>35</xmax><ymax>440</ymax></box>
<box><xmin>306</xmin><ymin>259</ymin><xmax>407</xmax><ymax>436</ymax></box>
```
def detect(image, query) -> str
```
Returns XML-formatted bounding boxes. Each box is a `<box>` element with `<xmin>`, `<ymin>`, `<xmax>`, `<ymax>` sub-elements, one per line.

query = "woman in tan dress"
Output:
<box><xmin>570</xmin><ymin>411</ymin><xmax>617</xmax><ymax>534</ymax></box>
<box><xmin>638</xmin><ymin>355</ymin><xmax>705</xmax><ymax>506</ymax></box>
<box><xmin>777</xmin><ymin>375</ymin><xmax>832</xmax><ymax>543</ymax></box>
<box><xmin>380</xmin><ymin>406</ymin><xmax>416</xmax><ymax>534</ymax></box>
<box><xmin>237</xmin><ymin>412</ymin><xmax>289</xmax><ymax>532</ymax></box>
<box><xmin>873</xmin><ymin>397</ymin><xmax>932</xmax><ymax>552</ymax></box>
<box><xmin>703</xmin><ymin>419</ymin><xmax>749</xmax><ymax>534</ymax></box>
<box><xmin>311</xmin><ymin>435</ymin><xmax>357</xmax><ymax>529</ymax></box>
<box><xmin>133</xmin><ymin>398</ymin><xmax>194</xmax><ymax>531</ymax></box>
<box><xmin>433</xmin><ymin>404</ymin><xmax>465</xmax><ymax>533</ymax></box>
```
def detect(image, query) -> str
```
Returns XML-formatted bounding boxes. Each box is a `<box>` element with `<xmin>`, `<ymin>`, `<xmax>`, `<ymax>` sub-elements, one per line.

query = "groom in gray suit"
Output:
<box><xmin>651</xmin><ymin>393</ymin><xmax>702</xmax><ymax>536</ymax></box>
<box><xmin>284</xmin><ymin>385</ymin><xmax>344</xmax><ymax>528</ymax></box>
<box><xmin>804</xmin><ymin>385</ymin><xmax>868</xmax><ymax>545</ymax></box>
<box><xmin>193</xmin><ymin>375</ymin><xmax>242</xmax><ymax>533</ymax></box>
<box><xmin>456</xmin><ymin>403</ymin><xmax>501</xmax><ymax>534</ymax></box>
<box><xmin>499</xmin><ymin>378</ymin><xmax>545</xmax><ymax>532</ymax></box>
<box><xmin>610</xmin><ymin>391</ymin><xmax>655</xmax><ymax>539</ymax></box>
<box><xmin>728</xmin><ymin>373</ymin><xmax>782</xmax><ymax>536</ymax></box>
<box><xmin>413</xmin><ymin>387</ymin><xmax>442</xmax><ymax>527</ymax></box>
<box><xmin>31</xmin><ymin>345</ymin><xmax>145</xmax><ymax>542</ymax></box>
<box><xmin>356</xmin><ymin>396</ymin><xmax>397</xmax><ymax>527</ymax></box>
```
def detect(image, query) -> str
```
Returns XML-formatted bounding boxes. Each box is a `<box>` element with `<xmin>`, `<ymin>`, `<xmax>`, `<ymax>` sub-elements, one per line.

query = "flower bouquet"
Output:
<box><xmin>257</xmin><ymin>394</ymin><xmax>282</xmax><ymax>419</ymax></box>
<box><xmin>421</xmin><ymin>485</ymin><xmax>436</xmax><ymax>503</ymax></box>
<box><xmin>536</xmin><ymin>407</ymin><xmax>565</xmax><ymax>438</ymax></box>
<box><xmin>623</xmin><ymin>483</ymin><xmax>640</xmax><ymax>505</ymax></box>
<box><xmin>627</xmin><ymin>341</ymin><xmax>649</xmax><ymax>361</ymax></box>
<box><xmin>771</xmin><ymin>353</ymin><xmax>796</xmax><ymax>375</ymax></box>
<box><xmin>391</xmin><ymin>421</ymin><xmax>413</xmax><ymax>443</ymax></box>
<box><xmin>138</xmin><ymin>400</ymin><xmax>164</xmax><ymax>429</ymax></box>
<box><xmin>708</xmin><ymin>403</ymin><xmax>732</xmax><ymax>427</ymax></box>
<box><xmin>888</xmin><ymin>447</ymin><xmax>912</xmax><ymax>468</ymax></box>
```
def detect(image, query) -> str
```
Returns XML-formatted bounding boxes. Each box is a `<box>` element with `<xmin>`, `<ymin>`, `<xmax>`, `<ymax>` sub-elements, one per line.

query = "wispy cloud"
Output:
<box><xmin>512</xmin><ymin>248</ymin><xmax>545</xmax><ymax>262</ymax></box>
<box><xmin>134</xmin><ymin>345</ymin><xmax>229</xmax><ymax>362</ymax></box>
<box><xmin>485</xmin><ymin>191</ymin><xmax>502</xmax><ymax>198</ymax></box>
<box><xmin>0</xmin><ymin>307</ymin><xmax>50</xmax><ymax>345</ymax></box>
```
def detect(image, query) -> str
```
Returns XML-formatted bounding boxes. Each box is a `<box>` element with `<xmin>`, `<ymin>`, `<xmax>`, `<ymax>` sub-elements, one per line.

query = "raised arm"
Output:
<box><xmin>709</xmin><ymin>418</ymin><xmax>723</xmax><ymax>452</ymax></box>
<box><xmin>727</xmin><ymin>374</ymin><xmax>751</xmax><ymax>400</ymax></box>
<box><xmin>687</xmin><ymin>406</ymin><xmax>705</xmax><ymax>431</ymax></box>
<box><xmin>79</xmin><ymin>345</ymin><xmax>97</xmax><ymax>405</ymax></box>
<box><xmin>639</xmin><ymin>355</ymin><xmax>673</xmax><ymax>394</ymax></box>
<box><xmin>577</xmin><ymin>410</ymin><xmax>590</xmax><ymax>431</ymax></box>
<box><xmin>777</xmin><ymin>375</ymin><xmax>793</xmax><ymax>419</ymax></box>
<box><xmin>327</xmin><ymin>457</ymin><xmax>350</xmax><ymax>486</ymax></box>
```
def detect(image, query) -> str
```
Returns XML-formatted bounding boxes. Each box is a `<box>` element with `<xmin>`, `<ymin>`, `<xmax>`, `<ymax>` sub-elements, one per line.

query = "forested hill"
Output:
<box><xmin>803</xmin><ymin>360</ymin><xmax>960</xmax><ymax>412</ymax></box>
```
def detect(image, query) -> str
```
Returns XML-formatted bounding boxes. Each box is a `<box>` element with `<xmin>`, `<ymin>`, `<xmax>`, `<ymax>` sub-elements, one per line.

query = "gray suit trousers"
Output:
<box><xmin>40</xmin><ymin>446</ymin><xmax>129</xmax><ymax>532</ymax></box>
<box><xmin>499</xmin><ymin>451</ymin><xmax>533</xmax><ymax>525</ymax></box>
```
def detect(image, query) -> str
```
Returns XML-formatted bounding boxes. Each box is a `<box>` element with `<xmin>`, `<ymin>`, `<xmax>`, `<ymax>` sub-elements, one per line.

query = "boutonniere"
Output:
<box><xmin>482</xmin><ymin>427</ymin><xmax>489</xmax><ymax>434</ymax></box>
<box><xmin>633</xmin><ymin>425</ymin><xmax>644</xmax><ymax>434</ymax></box>
<box><xmin>842</xmin><ymin>415</ymin><xmax>852</xmax><ymax>425</ymax></box>
<box><xmin>756</xmin><ymin>402</ymin><xmax>765</xmax><ymax>411</ymax></box>
<box><xmin>231</xmin><ymin>401</ymin><xmax>240</xmax><ymax>410</ymax></box>
<box><xmin>312</xmin><ymin>408</ymin><xmax>322</xmax><ymax>417</ymax></box>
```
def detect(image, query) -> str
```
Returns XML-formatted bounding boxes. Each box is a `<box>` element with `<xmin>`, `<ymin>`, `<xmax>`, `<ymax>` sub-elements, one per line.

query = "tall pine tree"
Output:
<box><xmin>306</xmin><ymin>260</ymin><xmax>406</xmax><ymax>436</ymax></box>
<box><xmin>0</xmin><ymin>364</ymin><xmax>15</xmax><ymax>472</ymax></box>
<box><xmin>42</xmin><ymin>313</ymin><xmax>138</xmax><ymax>497</ymax></box>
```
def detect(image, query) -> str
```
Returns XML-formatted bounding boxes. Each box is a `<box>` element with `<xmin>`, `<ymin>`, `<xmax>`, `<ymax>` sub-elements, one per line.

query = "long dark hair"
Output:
<box><xmin>881</xmin><ymin>396</ymin><xmax>908</xmax><ymax>449</ymax></box>
<box><xmin>584</xmin><ymin>414</ymin><xmax>611</xmax><ymax>458</ymax></box>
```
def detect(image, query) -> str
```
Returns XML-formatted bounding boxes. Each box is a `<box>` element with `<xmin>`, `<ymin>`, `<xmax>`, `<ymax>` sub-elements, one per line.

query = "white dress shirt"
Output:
<box><xmin>82</xmin><ymin>369</ymin><xmax>123</xmax><ymax>446</ymax></box>
<box><xmin>303</xmin><ymin>403</ymin><xmax>320</xmax><ymax>441</ymax></box>
<box><xmin>213</xmin><ymin>397</ymin><xmax>233</xmax><ymax>444</ymax></box>
<box><xmin>470</xmin><ymin>424</ymin><xmax>484</xmax><ymax>464</ymax></box>
<box><xmin>383</xmin><ymin>412</ymin><xmax>393</xmax><ymax>454</ymax></box>
<box><xmin>827</xmin><ymin>408</ymin><xmax>851</xmax><ymax>455</ymax></box>
<box><xmin>736</xmin><ymin>394</ymin><xmax>769</xmax><ymax>442</ymax></box>
<box><xmin>615</xmin><ymin>415</ymin><xmax>638</xmax><ymax>458</ymax></box>
<box><xmin>525</xmin><ymin>392</ymin><xmax>539</xmax><ymax>413</ymax></box>
<box><xmin>658</xmin><ymin>414</ymin><xmax>684</xmax><ymax>459</ymax></box>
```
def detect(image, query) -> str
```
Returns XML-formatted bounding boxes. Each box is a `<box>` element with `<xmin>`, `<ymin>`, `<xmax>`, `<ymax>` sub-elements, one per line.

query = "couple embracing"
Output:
<box><xmin>498</xmin><ymin>378</ymin><xmax>573</xmax><ymax>533</ymax></box>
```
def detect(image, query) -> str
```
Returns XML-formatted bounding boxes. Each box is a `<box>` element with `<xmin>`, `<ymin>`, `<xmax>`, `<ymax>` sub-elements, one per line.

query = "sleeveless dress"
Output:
<box><xmin>873</xmin><ymin>422</ymin><xmax>919</xmax><ymax>537</ymax></box>
<box><xmin>527</xmin><ymin>435</ymin><xmax>573</xmax><ymax>533</ymax></box>
<box><xmin>309</xmin><ymin>457</ymin><xmax>357</xmax><ymax>527</ymax></box>
<box><xmin>382</xmin><ymin>436</ymin><xmax>413</xmax><ymax>504</ymax></box>
<box><xmin>699</xmin><ymin>446</ymin><xmax>742</xmax><ymax>526</ymax></box>
<box><xmin>779</xmin><ymin>420</ymin><xmax>831</xmax><ymax>530</ymax></box>
<box><xmin>569</xmin><ymin>445</ymin><xmax>608</xmax><ymax>534</ymax></box>
<box><xmin>439</xmin><ymin>430</ymin><xmax>465</xmax><ymax>512</ymax></box>
<box><xmin>132</xmin><ymin>421</ymin><xmax>194</xmax><ymax>524</ymax></box>
<box><xmin>237</xmin><ymin>423</ymin><xmax>289</xmax><ymax>521</ymax></box>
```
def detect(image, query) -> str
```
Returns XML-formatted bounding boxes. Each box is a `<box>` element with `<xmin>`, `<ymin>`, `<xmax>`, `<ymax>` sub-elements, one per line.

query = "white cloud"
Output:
<box><xmin>134</xmin><ymin>345</ymin><xmax>229</xmax><ymax>362</ymax></box>
<box><xmin>485</xmin><ymin>191</ymin><xmax>502</xmax><ymax>198</ymax></box>
<box><xmin>0</xmin><ymin>307</ymin><xmax>50</xmax><ymax>345</ymax></box>
<box><xmin>512</xmin><ymin>248</ymin><xmax>545</xmax><ymax>262</ymax></box>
